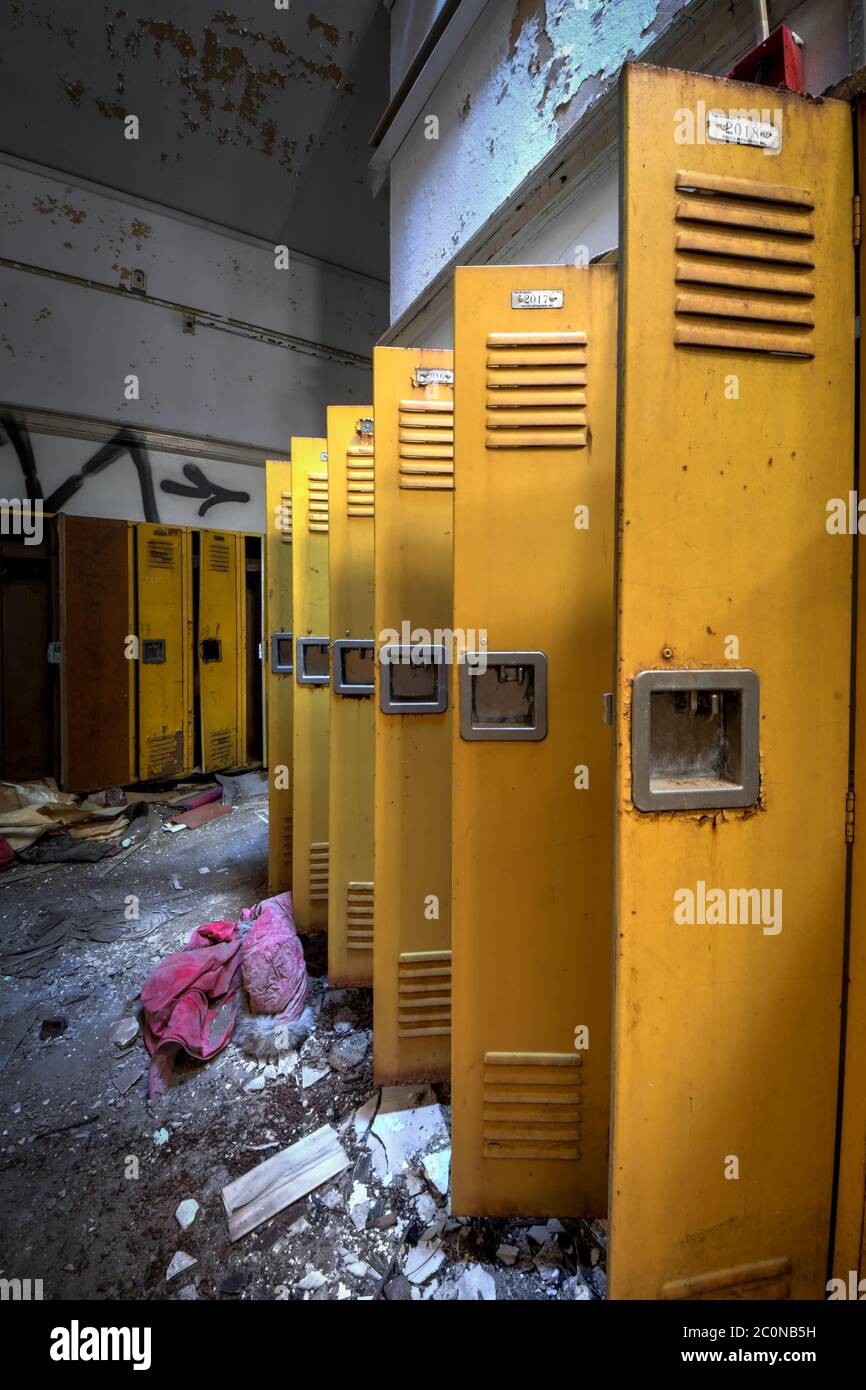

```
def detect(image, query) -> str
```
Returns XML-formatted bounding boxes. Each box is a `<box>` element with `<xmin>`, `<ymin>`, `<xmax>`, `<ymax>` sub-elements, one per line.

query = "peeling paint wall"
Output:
<box><xmin>389</xmin><ymin>0</ymin><xmax>694</xmax><ymax>321</ymax></box>
<box><xmin>0</xmin><ymin>161</ymin><xmax>389</xmax><ymax>527</ymax></box>
<box><xmin>388</xmin><ymin>0</ymin><xmax>853</xmax><ymax>329</ymax></box>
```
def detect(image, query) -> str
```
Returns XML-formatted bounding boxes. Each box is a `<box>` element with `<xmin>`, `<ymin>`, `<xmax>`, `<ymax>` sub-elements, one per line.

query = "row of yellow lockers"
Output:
<box><xmin>264</xmin><ymin>64</ymin><xmax>866</xmax><ymax>1300</ymax></box>
<box><xmin>35</xmin><ymin>517</ymin><xmax>262</xmax><ymax>790</ymax></box>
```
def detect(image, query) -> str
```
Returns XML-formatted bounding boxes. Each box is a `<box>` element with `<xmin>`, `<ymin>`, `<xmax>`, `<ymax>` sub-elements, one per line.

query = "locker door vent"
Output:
<box><xmin>398</xmin><ymin>399</ymin><xmax>454</xmax><ymax>490</ymax></box>
<box><xmin>346</xmin><ymin>881</ymin><xmax>374</xmax><ymax>951</ymax></box>
<box><xmin>346</xmin><ymin>446</ymin><xmax>375</xmax><ymax>518</ymax></box>
<box><xmin>207</xmin><ymin>728</ymin><xmax>233</xmax><ymax>768</ymax></box>
<box><xmin>309</xmin><ymin>841</ymin><xmax>329</xmax><ymax>901</ymax></box>
<box><xmin>484</xmin><ymin>333</ymin><xmax>587</xmax><ymax>449</ymax></box>
<box><xmin>147</xmin><ymin>538</ymin><xmax>176</xmax><ymax>569</ymax></box>
<box><xmin>482</xmin><ymin>1051</ymin><xmax>583</xmax><ymax>1160</ymax></box>
<box><xmin>308</xmin><ymin>472</ymin><xmax>329</xmax><ymax>534</ymax></box>
<box><xmin>661</xmin><ymin>1255</ymin><xmax>791</xmax><ymax>1301</ymax></box>
<box><xmin>146</xmin><ymin>730</ymin><xmax>182</xmax><ymax>777</ymax></box>
<box><xmin>207</xmin><ymin>539</ymin><xmax>232</xmax><ymax>572</ymax></box>
<box><xmin>673</xmin><ymin>170</ymin><xmax>815</xmax><ymax>357</ymax></box>
<box><xmin>398</xmin><ymin>950</ymin><xmax>451</xmax><ymax>1036</ymax></box>
<box><xmin>279</xmin><ymin>491</ymin><xmax>293</xmax><ymax>543</ymax></box>
<box><xmin>281</xmin><ymin>812</ymin><xmax>293</xmax><ymax>871</ymax></box>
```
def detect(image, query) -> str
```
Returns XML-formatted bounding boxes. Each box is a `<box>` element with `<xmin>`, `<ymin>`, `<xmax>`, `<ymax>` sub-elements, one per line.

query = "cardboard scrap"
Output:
<box><xmin>222</xmin><ymin>1123</ymin><xmax>350</xmax><ymax>1242</ymax></box>
<box><xmin>169</xmin><ymin>803</ymin><xmax>232</xmax><ymax>831</ymax></box>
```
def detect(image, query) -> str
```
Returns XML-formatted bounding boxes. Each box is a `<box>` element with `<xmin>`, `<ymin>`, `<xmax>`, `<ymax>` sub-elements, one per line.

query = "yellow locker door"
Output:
<box><xmin>832</xmin><ymin>95</ymin><xmax>866</xmax><ymax>1293</ymax></box>
<box><xmin>327</xmin><ymin>406</ymin><xmax>375</xmax><ymax>986</ymax></box>
<box><xmin>136</xmin><ymin>523</ymin><xmax>193</xmax><ymax>781</ymax></box>
<box><xmin>610</xmin><ymin>63</ymin><xmax>854</xmax><ymax>1300</ymax></box>
<box><xmin>198</xmin><ymin>529</ymin><xmax>241</xmax><ymax>773</ymax></box>
<box><xmin>451</xmin><ymin>264</ymin><xmax>617</xmax><ymax>1218</ymax></box>
<box><xmin>373</xmin><ymin>348</ymin><xmax>454</xmax><ymax>1083</ymax></box>
<box><xmin>292</xmin><ymin>439</ymin><xmax>330</xmax><ymax>932</ymax></box>
<box><xmin>265</xmin><ymin>464</ymin><xmax>294</xmax><ymax>889</ymax></box>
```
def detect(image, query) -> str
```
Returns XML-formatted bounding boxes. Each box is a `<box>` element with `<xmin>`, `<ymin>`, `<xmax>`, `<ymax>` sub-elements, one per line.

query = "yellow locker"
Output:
<box><xmin>373</xmin><ymin>347</ymin><xmax>454</xmax><ymax>1082</ymax></box>
<box><xmin>609</xmin><ymin>63</ymin><xmax>854</xmax><ymax>1300</ymax></box>
<box><xmin>266</xmin><ymin>463</ymin><xmax>295</xmax><ymax>890</ymax></box>
<box><xmin>136</xmin><ymin>523</ymin><xmax>193</xmax><ymax>781</ymax></box>
<box><xmin>451</xmin><ymin>264</ymin><xmax>616</xmax><ymax>1218</ymax></box>
<box><xmin>240</xmin><ymin>531</ymin><xmax>264</xmax><ymax>769</ymax></box>
<box><xmin>292</xmin><ymin>439</ymin><xmax>330</xmax><ymax>932</ymax></box>
<box><xmin>198</xmin><ymin>528</ymin><xmax>241</xmax><ymax>772</ymax></box>
<box><xmin>327</xmin><ymin>406</ymin><xmax>375</xmax><ymax>986</ymax></box>
<box><xmin>832</xmin><ymin>96</ymin><xmax>866</xmax><ymax>1293</ymax></box>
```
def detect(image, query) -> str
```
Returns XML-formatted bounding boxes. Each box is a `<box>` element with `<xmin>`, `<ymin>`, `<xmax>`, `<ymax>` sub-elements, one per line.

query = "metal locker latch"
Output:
<box><xmin>270</xmin><ymin>632</ymin><xmax>293</xmax><ymax>674</ymax></box>
<box><xmin>630</xmin><ymin>668</ymin><xmax>760</xmax><ymax>811</ymax></box>
<box><xmin>332</xmin><ymin>638</ymin><xmax>375</xmax><ymax>697</ymax></box>
<box><xmin>459</xmin><ymin>651</ymin><xmax>548</xmax><ymax>742</ymax></box>
<box><xmin>295</xmin><ymin>636</ymin><xmax>330</xmax><ymax>686</ymax></box>
<box><xmin>379</xmin><ymin>643</ymin><xmax>448</xmax><ymax>715</ymax></box>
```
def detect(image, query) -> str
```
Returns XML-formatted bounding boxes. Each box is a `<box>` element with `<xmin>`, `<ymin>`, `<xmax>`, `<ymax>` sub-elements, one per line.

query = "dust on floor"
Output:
<box><xmin>0</xmin><ymin>797</ymin><xmax>606</xmax><ymax>1300</ymax></box>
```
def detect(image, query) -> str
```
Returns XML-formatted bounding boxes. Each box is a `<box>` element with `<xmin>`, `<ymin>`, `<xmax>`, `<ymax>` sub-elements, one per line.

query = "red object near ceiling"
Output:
<box><xmin>726</xmin><ymin>24</ymin><xmax>806</xmax><ymax>94</ymax></box>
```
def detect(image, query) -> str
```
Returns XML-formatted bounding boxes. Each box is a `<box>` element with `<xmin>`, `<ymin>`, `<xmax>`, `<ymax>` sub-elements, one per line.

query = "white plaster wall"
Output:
<box><xmin>0</xmin><ymin>160</ymin><xmax>388</xmax><ymax>528</ymax></box>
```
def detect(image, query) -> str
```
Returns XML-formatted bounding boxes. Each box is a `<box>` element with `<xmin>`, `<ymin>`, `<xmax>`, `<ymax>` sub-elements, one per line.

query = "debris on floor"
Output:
<box><xmin>0</xmin><ymin>799</ymin><xmax>606</xmax><ymax>1300</ymax></box>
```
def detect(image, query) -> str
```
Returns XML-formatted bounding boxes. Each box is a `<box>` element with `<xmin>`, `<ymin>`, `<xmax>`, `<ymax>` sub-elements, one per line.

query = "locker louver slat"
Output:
<box><xmin>482</xmin><ymin>1052</ymin><xmax>583</xmax><ymax>1160</ymax></box>
<box><xmin>484</xmin><ymin>332</ymin><xmax>588</xmax><ymax>448</ymax></box>
<box><xmin>279</xmin><ymin>490</ymin><xmax>293</xmax><ymax>544</ymax></box>
<box><xmin>207</xmin><ymin>728</ymin><xmax>233</xmax><ymax>769</ymax></box>
<box><xmin>398</xmin><ymin>950</ymin><xmax>451</xmax><ymax>1037</ymax></box>
<box><xmin>398</xmin><ymin>398</ymin><xmax>454</xmax><ymax>490</ymax></box>
<box><xmin>207</xmin><ymin>538</ymin><xmax>232</xmax><ymax>573</ymax></box>
<box><xmin>309</xmin><ymin>841</ymin><xmax>329</xmax><ymax>902</ymax></box>
<box><xmin>308</xmin><ymin>472</ymin><xmax>329</xmax><ymax>534</ymax></box>
<box><xmin>346</xmin><ymin>445</ymin><xmax>375</xmax><ymax>518</ymax></box>
<box><xmin>346</xmin><ymin>881</ymin><xmax>374</xmax><ymax>951</ymax></box>
<box><xmin>673</xmin><ymin>170</ymin><xmax>816</xmax><ymax>357</ymax></box>
<box><xmin>147</xmin><ymin>538</ymin><xmax>176</xmax><ymax>569</ymax></box>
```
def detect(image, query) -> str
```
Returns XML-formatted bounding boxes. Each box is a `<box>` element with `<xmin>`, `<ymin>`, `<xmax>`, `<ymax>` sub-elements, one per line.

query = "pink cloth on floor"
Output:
<box><xmin>240</xmin><ymin>891</ymin><xmax>307</xmax><ymax>1019</ymax></box>
<box><xmin>141</xmin><ymin>921</ymin><xmax>242</xmax><ymax>1098</ymax></box>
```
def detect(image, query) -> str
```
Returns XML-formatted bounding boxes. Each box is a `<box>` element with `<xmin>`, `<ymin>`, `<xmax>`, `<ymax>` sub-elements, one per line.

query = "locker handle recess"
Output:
<box><xmin>271</xmin><ymin>631</ymin><xmax>293</xmax><ymax>675</ymax></box>
<box><xmin>459</xmin><ymin>651</ymin><xmax>548</xmax><ymax>742</ymax></box>
<box><xmin>332</xmin><ymin>638</ymin><xmax>375</xmax><ymax>697</ymax></box>
<box><xmin>142</xmin><ymin>638</ymin><xmax>166</xmax><ymax>664</ymax></box>
<box><xmin>630</xmin><ymin>668</ymin><xmax>760</xmax><ymax>811</ymax></box>
<box><xmin>200</xmin><ymin>638</ymin><xmax>222</xmax><ymax>663</ymax></box>
<box><xmin>296</xmin><ymin>636</ymin><xmax>330</xmax><ymax>686</ymax></box>
<box><xmin>380</xmin><ymin>643</ymin><xmax>448</xmax><ymax>714</ymax></box>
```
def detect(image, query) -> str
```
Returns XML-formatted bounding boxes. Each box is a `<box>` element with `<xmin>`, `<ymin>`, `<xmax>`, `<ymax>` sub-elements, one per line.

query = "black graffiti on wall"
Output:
<box><xmin>159</xmin><ymin>462</ymin><xmax>250</xmax><ymax>516</ymax></box>
<box><xmin>0</xmin><ymin>414</ymin><xmax>250</xmax><ymax>522</ymax></box>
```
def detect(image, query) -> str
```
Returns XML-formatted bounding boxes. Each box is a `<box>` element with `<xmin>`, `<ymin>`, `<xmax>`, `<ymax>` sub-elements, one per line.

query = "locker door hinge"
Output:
<box><xmin>854</xmin><ymin>195</ymin><xmax>861</xmax><ymax>249</ymax></box>
<box><xmin>846</xmin><ymin>788</ymin><xmax>855</xmax><ymax>844</ymax></box>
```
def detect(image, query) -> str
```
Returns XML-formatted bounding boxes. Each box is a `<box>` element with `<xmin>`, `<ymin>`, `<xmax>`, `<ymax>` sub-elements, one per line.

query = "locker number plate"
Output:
<box><xmin>511</xmin><ymin>289</ymin><xmax>563</xmax><ymax>309</ymax></box>
<box><xmin>706</xmin><ymin>111</ymin><xmax>781</xmax><ymax>151</ymax></box>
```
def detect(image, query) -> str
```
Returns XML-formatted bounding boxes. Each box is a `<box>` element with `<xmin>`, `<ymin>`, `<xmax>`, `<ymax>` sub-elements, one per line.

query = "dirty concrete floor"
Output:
<box><xmin>0</xmin><ymin>795</ymin><xmax>606</xmax><ymax>1301</ymax></box>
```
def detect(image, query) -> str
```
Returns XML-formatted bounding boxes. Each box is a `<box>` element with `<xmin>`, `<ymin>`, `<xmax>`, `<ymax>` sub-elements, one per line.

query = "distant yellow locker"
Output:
<box><xmin>292</xmin><ymin>440</ymin><xmax>330</xmax><ymax>932</ymax></box>
<box><xmin>198</xmin><ymin>529</ymin><xmax>241</xmax><ymax>772</ymax></box>
<box><xmin>266</xmin><ymin>460</ymin><xmax>294</xmax><ymax>891</ymax></box>
<box><xmin>451</xmin><ymin>265</ymin><xmax>616</xmax><ymax>1218</ymax></box>
<box><xmin>136</xmin><ymin>523</ymin><xmax>193</xmax><ymax>781</ymax></box>
<box><xmin>327</xmin><ymin>406</ymin><xmax>375</xmax><ymax>985</ymax></box>
<box><xmin>832</xmin><ymin>95</ymin><xmax>866</xmax><ymax>1293</ymax></box>
<box><xmin>609</xmin><ymin>63</ymin><xmax>853</xmax><ymax>1300</ymax></box>
<box><xmin>373</xmin><ymin>348</ymin><xmax>454</xmax><ymax>1082</ymax></box>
